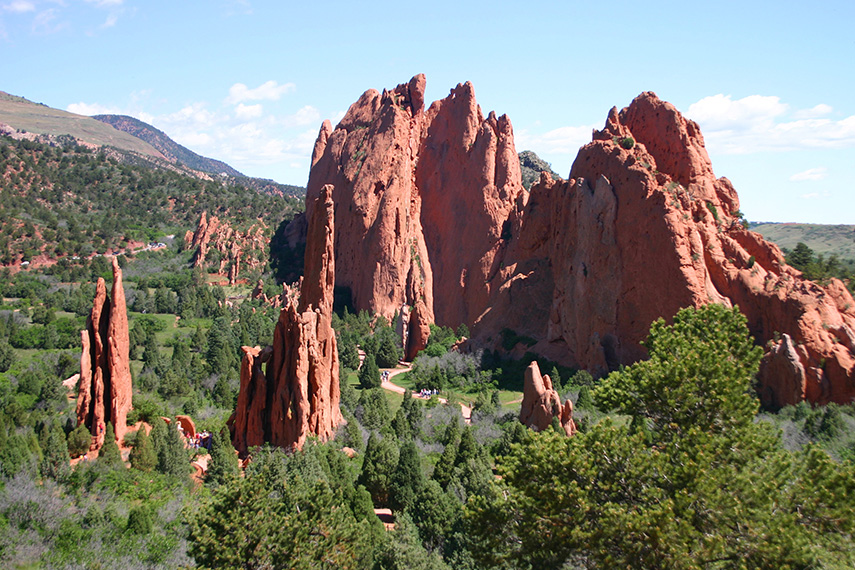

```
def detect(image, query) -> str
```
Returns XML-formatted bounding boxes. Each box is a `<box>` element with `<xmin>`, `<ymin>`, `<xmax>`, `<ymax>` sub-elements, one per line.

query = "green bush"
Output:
<box><xmin>67</xmin><ymin>424</ymin><xmax>92</xmax><ymax>457</ymax></box>
<box><xmin>619</xmin><ymin>136</ymin><xmax>635</xmax><ymax>150</ymax></box>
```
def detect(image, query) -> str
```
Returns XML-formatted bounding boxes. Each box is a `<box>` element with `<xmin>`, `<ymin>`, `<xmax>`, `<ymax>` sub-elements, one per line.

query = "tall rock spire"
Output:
<box><xmin>76</xmin><ymin>257</ymin><xmax>133</xmax><ymax>451</ymax></box>
<box><xmin>231</xmin><ymin>185</ymin><xmax>342</xmax><ymax>455</ymax></box>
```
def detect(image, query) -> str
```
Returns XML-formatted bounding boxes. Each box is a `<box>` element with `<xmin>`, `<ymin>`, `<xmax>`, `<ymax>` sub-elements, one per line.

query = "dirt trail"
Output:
<box><xmin>380</xmin><ymin>366</ymin><xmax>472</xmax><ymax>424</ymax></box>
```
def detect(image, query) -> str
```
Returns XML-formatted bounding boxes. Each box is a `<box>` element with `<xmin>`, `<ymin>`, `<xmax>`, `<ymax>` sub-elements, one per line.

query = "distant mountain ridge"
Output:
<box><xmin>93</xmin><ymin>114</ymin><xmax>243</xmax><ymax>177</ymax></box>
<box><xmin>0</xmin><ymin>91</ymin><xmax>305</xmax><ymax>198</ymax></box>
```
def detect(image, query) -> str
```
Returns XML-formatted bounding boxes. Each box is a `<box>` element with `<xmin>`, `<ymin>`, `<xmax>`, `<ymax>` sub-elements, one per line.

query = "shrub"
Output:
<box><xmin>619</xmin><ymin>136</ymin><xmax>635</xmax><ymax>150</ymax></box>
<box><xmin>67</xmin><ymin>424</ymin><xmax>92</xmax><ymax>457</ymax></box>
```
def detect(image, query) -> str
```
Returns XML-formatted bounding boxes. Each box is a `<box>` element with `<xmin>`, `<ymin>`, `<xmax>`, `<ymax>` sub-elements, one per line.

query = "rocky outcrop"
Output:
<box><xmin>306</xmin><ymin>75</ymin><xmax>524</xmax><ymax>360</ymax></box>
<box><xmin>185</xmin><ymin>211</ymin><xmax>268</xmax><ymax>285</ymax></box>
<box><xmin>231</xmin><ymin>185</ymin><xmax>342</xmax><ymax>455</ymax></box>
<box><xmin>489</xmin><ymin>92</ymin><xmax>855</xmax><ymax>406</ymax></box>
<box><xmin>303</xmin><ymin>78</ymin><xmax>855</xmax><ymax>407</ymax></box>
<box><xmin>76</xmin><ymin>257</ymin><xmax>133</xmax><ymax>451</ymax></box>
<box><xmin>519</xmin><ymin>362</ymin><xmax>576</xmax><ymax>436</ymax></box>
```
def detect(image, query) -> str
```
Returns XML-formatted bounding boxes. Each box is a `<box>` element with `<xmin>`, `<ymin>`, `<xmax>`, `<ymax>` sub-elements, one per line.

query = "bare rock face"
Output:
<box><xmin>187</xmin><ymin>211</ymin><xmax>268</xmax><ymax>285</ymax></box>
<box><xmin>492</xmin><ymin>92</ymin><xmax>855</xmax><ymax>405</ymax></box>
<box><xmin>231</xmin><ymin>186</ymin><xmax>342</xmax><ymax>455</ymax></box>
<box><xmin>303</xmin><ymin>78</ymin><xmax>854</xmax><ymax>407</ymax></box>
<box><xmin>306</xmin><ymin>75</ymin><xmax>524</xmax><ymax>358</ymax></box>
<box><xmin>519</xmin><ymin>361</ymin><xmax>575</xmax><ymax>436</ymax></box>
<box><xmin>76</xmin><ymin>258</ymin><xmax>133</xmax><ymax>451</ymax></box>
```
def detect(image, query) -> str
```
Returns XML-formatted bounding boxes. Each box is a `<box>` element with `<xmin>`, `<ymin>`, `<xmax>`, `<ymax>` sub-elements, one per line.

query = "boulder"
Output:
<box><xmin>231</xmin><ymin>185</ymin><xmax>342</xmax><ymax>455</ymax></box>
<box><xmin>76</xmin><ymin>258</ymin><xmax>133</xmax><ymax>451</ymax></box>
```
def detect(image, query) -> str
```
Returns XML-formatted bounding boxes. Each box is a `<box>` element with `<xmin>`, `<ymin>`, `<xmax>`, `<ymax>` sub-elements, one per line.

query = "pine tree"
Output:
<box><xmin>129</xmin><ymin>426</ymin><xmax>157</xmax><ymax>472</ymax></box>
<box><xmin>98</xmin><ymin>422</ymin><xmax>124</xmax><ymax>468</ymax></box>
<box><xmin>358</xmin><ymin>432</ymin><xmax>399</xmax><ymax>507</ymax></box>
<box><xmin>157</xmin><ymin>419</ymin><xmax>190</xmax><ymax>478</ymax></box>
<box><xmin>389</xmin><ymin>440</ymin><xmax>425</xmax><ymax>512</ymax></box>
<box><xmin>207</xmin><ymin>426</ymin><xmax>239</xmax><ymax>485</ymax></box>
<box><xmin>358</xmin><ymin>353</ymin><xmax>381</xmax><ymax>389</ymax></box>
<box><xmin>39</xmin><ymin>423</ymin><xmax>70</xmax><ymax>481</ymax></box>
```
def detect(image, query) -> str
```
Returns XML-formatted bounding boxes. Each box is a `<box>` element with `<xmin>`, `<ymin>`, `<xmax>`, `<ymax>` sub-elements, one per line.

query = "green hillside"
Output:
<box><xmin>751</xmin><ymin>223</ymin><xmax>855</xmax><ymax>261</ymax></box>
<box><xmin>0</xmin><ymin>92</ymin><xmax>163</xmax><ymax>157</ymax></box>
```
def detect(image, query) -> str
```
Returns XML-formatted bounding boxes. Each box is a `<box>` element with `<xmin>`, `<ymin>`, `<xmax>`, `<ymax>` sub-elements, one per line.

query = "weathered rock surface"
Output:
<box><xmin>490</xmin><ymin>92</ymin><xmax>855</xmax><ymax>405</ymax></box>
<box><xmin>76</xmin><ymin>257</ymin><xmax>133</xmax><ymax>451</ymax></box>
<box><xmin>185</xmin><ymin>211</ymin><xmax>268</xmax><ymax>284</ymax></box>
<box><xmin>306</xmin><ymin>75</ymin><xmax>524</xmax><ymax>359</ymax></box>
<box><xmin>519</xmin><ymin>362</ymin><xmax>576</xmax><ymax>436</ymax></box>
<box><xmin>303</xmin><ymin>78</ymin><xmax>855</xmax><ymax>407</ymax></box>
<box><xmin>231</xmin><ymin>185</ymin><xmax>342</xmax><ymax>455</ymax></box>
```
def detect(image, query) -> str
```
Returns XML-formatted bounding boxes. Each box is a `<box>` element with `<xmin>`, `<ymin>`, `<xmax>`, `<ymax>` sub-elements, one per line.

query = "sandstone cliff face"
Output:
<box><xmin>306</xmin><ymin>75</ymin><xmax>524</xmax><ymax>359</ymax></box>
<box><xmin>519</xmin><ymin>361</ymin><xmax>576</xmax><ymax>436</ymax></box>
<box><xmin>185</xmin><ymin>211</ymin><xmax>267</xmax><ymax>285</ymax></box>
<box><xmin>76</xmin><ymin>257</ymin><xmax>133</xmax><ymax>451</ymax></box>
<box><xmin>231</xmin><ymin>186</ymin><xmax>342</xmax><ymax>455</ymax></box>
<box><xmin>492</xmin><ymin>92</ymin><xmax>855</xmax><ymax>406</ymax></box>
<box><xmin>304</xmin><ymin>78</ymin><xmax>855</xmax><ymax>407</ymax></box>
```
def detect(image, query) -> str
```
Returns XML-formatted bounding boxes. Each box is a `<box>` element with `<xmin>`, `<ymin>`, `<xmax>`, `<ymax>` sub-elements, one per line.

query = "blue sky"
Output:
<box><xmin>1</xmin><ymin>0</ymin><xmax>853</xmax><ymax>223</ymax></box>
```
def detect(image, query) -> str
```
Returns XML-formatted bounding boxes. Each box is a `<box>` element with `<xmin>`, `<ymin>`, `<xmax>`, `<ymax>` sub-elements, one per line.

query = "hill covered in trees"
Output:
<box><xmin>0</xmin><ymin>134</ymin><xmax>302</xmax><ymax>274</ymax></box>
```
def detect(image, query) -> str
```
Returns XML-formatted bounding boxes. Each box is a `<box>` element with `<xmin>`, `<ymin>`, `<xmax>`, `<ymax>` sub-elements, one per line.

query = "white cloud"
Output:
<box><xmin>3</xmin><ymin>1</ymin><xmax>35</xmax><ymax>13</ymax></box>
<box><xmin>789</xmin><ymin>167</ymin><xmax>827</xmax><ymax>182</ymax></box>
<box><xmin>800</xmin><ymin>190</ymin><xmax>831</xmax><ymax>200</ymax></box>
<box><xmin>686</xmin><ymin>94</ymin><xmax>855</xmax><ymax>154</ymax></box>
<box><xmin>84</xmin><ymin>0</ymin><xmax>124</xmax><ymax>6</ymax></box>
<box><xmin>235</xmin><ymin>103</ymin><xmax>263</xmax><ymax>119</ymax></box>
<box><xmin>32</xmin><ymin>8</ymin><xmax>66</xmax><ymax>34</ymax></box>
<box><xmin>687</xmin><ymin>94</ymin><xmax>788</xmax><ymax>131</ymax></box>
<box><xmin>101</xmin><ymin>12</ymin><xmax>117</xmax><ymax>27</ymax></box>
<box><xmin>793</xmin><ymin>104</ymin><xmax>833</xmax><ymax>119</ymax></box>
<box><xmin>226</xmin><ymin>80</ymin><xmax>295</xmax><ymax>104</ymax></box>
<box><xmin>277</xmin><ymin>105</ymin><xmax>320</xmax><ymax>128</ymax></box>
<box><xmin>67</xmin><ymin>101</ymin><xmax>120</xmax><ymax>116</ymax></box>
<box><xmin>515</xmin><ymin>123</ymin><xmax>597</xmax><ymax>156</ymax></box>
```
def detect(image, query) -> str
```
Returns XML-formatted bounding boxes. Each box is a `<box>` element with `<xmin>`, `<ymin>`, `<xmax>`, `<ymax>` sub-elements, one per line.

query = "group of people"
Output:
<box><xmin>418</xmin><ymin>388</ymin><xmax>439</xmax><ymax>399</ymax></box>
<box><xmin>381</xmin><ymin>370</ymin><xmax>391</xmax><ymax>383</ymax></box>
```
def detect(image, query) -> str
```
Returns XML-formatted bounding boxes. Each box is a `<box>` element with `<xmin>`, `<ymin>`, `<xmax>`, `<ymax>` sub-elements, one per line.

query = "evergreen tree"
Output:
<box><xmin>357</xmin><ymin>387</ymin><xmax>390</xmax><ymax>431</ymax></box>
<box><xmin>0</xmin><ymin>338</ymin><xmax>16</xmax><ymax>372</ymax></box>
<box><xmin>129</xmin><ymin>425</ymin><xmax>157</xmax><ymax>472</ymax></box>
<box><xmin>157</xmin><ymin>419</ymin><xmax>190</xmax><ymax>478</ymax></box>
<box><xmin>358</xmin><ymin>352</ymin><xmax>381</xmax><ymax>389</ymax></box>
<box><xmin>98</xmin><ymin>422</ymin><xmax>123</xmax><ymax>468</ymax></box>
<box><xmin>374</xmin><ymin>512</ymin><xmax>450</xmax><ymax>570</ymax></box>
<box><xmin>358</xmin><ymin>432</ymin><xmax>399</xmax><ymax>507</ymax></box>
<box><xmin>207</xmin><ymin>426</ymin><xmax>239</xmax><ymax>485</ymax></box>
<box><xmin>67</xmin><ymin>423</ymin><xmax>92</xmax><ymax>458</ymax></box>
<box><xmin>389</xmin><ymin>440</ymin><xmax>425</xmax><ymax>512</ymax></box>
<box><xmin>432</xmin><ymin>422</ymin><xmax>461</xmax><ymax>490</ymax></box>
<box><xmin>39</xmin><ymin>422</ymin><xmax>70</xmax><ymax>481</ymax></box>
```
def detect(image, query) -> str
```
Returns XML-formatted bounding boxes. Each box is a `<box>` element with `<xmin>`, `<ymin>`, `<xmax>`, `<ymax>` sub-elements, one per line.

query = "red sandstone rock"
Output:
<box><xmin>188</xmin><ymin>211</ymin><xmax>268</xmax><ymax>284</ymax></box>
<box><xmin>175</xmin><ymin>415</ymin><xmax>197</xmax><ymax>439</ymax></box>
<box><xmin>519</xmin><ymin>362</ymin><xmax>575</xmax><ymax>435</ymax></box>
<box><xmin>76</xmin><ymin>258</ymin><xmax>133</xmax><ymax>451</ymax></box>
<box><xmin>303</xmin><ymin>78</ymin><xmax>855</xmax><ymax>407</ymax></box>
<box><xmin>306</xmin><ymin>75</ymin><xmax>523</xmax><ymax>358</ymax></box>
<box><xmin>231</xmin><ymin>186</ymin><xmax>342</xmax><ymax>455</ymax></box>
<box><xmin>489</xmin><ymin>92</ymin><xmax>855</xmax><ymax>405</ymax></box>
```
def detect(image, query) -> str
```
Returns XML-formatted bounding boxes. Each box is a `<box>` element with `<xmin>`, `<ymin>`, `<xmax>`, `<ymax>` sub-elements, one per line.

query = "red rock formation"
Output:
<box><xmin>76</xmin><ymin>257</ymin><xmax>133</xmax><ymax>451</ymax></box>
<box><xmin>304</xmin><ymin>78</ymin><xmax>855</xmax><ymax>407</ymax></box>
<box><xmin>490</xmin><ymin>92</ymin><xmax>855</xmax><ymax>406</ymax></box>
<box><xmin>519</xmin><ymin>362</ymin><xmax>576</xmax><ymax>436</ymax></box>
<box><xmin>231</xmin><ymin>185</ymin><xmax>342</xmax><ymax>455</ymax></box>
<box><xmin>175</xmin><ymin>415</ymin><xmax>197</xmax><ymax>439</ymax></box>
<box><xmin>306</xmin><ymin>75</ymin><xmax>524</xmax><ymax>359</ymax></box>
<box><xmin>187</xmin><ymin>211</ymin><xmax>268</xmax><ymax>284</ymax></box>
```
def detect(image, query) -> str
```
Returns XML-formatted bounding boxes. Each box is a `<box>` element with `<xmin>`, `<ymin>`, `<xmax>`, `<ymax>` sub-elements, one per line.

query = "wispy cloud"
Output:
<box><xmin>515</xmin><ymin>123</ymin><xmax>598</xmax><ymax>156</ymax></box>
<box><xmin>226</xmin><ymin>80</ymin><xmax>295</xmax><ymax>104</ymax></box>
<box><xmin>789</xmin><ymin>167</ymin><xmax>827</xmax><ymax>182</ymax></box>
<box><xmin>800</xmin><ymin>190</ymin><xmax>831</xmax><ymax>200</ymax></box>
<box><xmin>31</xmin><ymin>8</ymin><xmax>66</xmax><ymax>34</ymax></box>
<box><xmin>3</xmin><ymin>1</ymin><xmax>35</xmax><ymax>13</ymax></box>
<box><xmin>84</xmin><ymin>0</ymin><xmax>124</xmax><ymax>6</ymax></box>
<box><xmin>686</xmin><ymin>94</ymin><xmax>855</xmax><ymax>154</ymax></box>
<box><xmin>67</xmin><ymin>82</ymin><xmax>319</xmax><ymax>180</ymax></box>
